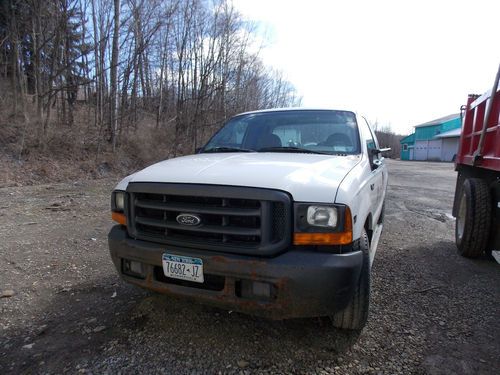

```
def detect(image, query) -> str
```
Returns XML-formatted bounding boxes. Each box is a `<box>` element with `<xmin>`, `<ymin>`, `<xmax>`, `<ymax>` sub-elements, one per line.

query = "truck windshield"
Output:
<box><xmin>202</xmin><ymin>110</ymin><xmax>361</xmax><ymax>155</ymax></box>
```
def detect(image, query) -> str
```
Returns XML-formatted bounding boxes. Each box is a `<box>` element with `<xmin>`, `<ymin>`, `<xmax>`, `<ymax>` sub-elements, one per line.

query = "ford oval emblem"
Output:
<box><xmin>176</xmin><ymin>213</ymin><xmax>201</xmax><ymax>226</ymax></box>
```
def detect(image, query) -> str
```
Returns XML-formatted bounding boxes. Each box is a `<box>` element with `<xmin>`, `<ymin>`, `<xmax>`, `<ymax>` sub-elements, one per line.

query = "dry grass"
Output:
<box><xmin>0</xmin><ymin>92</ymin><xmax>180</xmax><ymax>187</ymax></box>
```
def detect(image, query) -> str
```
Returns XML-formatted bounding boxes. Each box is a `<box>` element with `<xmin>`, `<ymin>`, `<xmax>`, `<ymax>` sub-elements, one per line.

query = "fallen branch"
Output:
<box><xmin>411</xmin><ymin>286</ymin><xmax>442</xmax><ymax>294</ymax></box>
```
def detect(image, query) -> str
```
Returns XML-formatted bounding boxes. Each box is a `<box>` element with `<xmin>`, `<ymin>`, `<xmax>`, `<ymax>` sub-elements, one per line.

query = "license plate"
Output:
<box><xmin>162</xmin><ymin>254</ymin><xmax>204</xmax><ymax>283</ymax></box>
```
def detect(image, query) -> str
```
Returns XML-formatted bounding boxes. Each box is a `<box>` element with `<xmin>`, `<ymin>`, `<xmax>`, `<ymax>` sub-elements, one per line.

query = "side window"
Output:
<box><xmin>360</xmin><ymin>118</ymin><xmax>378</xmax><ymax>154</ymax></box>
<box><xmin>368</xmin><ymin>125</ymin><xmax>380</xmax><ymax>151</ymax></box>
<box><xmin>367</xmin><ymin>137</ymin><xmax>376</xmax><ymax>151</ymax></box>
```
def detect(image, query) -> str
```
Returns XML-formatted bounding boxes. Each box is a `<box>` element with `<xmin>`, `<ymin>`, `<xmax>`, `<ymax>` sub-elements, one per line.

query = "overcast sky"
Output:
<box><xmin>232</xmin><ymin>0</ymin><xmax>500</xmax><ymax>135</ymax></box>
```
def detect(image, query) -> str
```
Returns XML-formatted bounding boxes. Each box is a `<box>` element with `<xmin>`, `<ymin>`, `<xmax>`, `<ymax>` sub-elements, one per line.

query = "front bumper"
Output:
<box><xmin>108</xmin><ymin>225</ymin><xmax>363</xmax><ymax>319</ymax></box>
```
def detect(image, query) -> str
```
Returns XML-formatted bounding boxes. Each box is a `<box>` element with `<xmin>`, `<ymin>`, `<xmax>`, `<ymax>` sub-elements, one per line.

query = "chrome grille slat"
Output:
<box><xmin>135</xmin><ymin>216</ymin><xmax>261</xmax><ymax>236</ymax></box>
<box><xmin>135</xmin><ymin>199</ymin><xmax>260</xmax><ymax>216</ymax></box>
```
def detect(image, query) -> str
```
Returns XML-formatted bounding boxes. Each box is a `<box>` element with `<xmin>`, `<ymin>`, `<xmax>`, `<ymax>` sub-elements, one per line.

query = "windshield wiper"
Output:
<box><xmin>202</xmin><ymin>146</ymin><xmax>256</xmax><ymax>153</ymax></box>
<box><xmin>257</xmin><ymin>146</ymin><xmax>330</xmax><ymax>155</ymax></box>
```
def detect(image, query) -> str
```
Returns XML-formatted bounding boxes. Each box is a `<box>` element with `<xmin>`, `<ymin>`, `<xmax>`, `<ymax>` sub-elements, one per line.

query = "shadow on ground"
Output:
<box><xmin>2</xmin><ymin>275</ymin><xmax>360</xmax><ymax>374</ymax></box>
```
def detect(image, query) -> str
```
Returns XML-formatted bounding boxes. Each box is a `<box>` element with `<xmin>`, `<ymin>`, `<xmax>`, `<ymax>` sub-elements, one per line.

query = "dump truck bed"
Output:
<box><xmin>456</xmin><ymin>73</ymin><xmax>500</xmax><ymax>172</ymax></box>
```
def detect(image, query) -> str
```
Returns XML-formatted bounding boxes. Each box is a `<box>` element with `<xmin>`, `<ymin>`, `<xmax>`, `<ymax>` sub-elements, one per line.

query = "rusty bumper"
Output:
<box><xmin>108</xmin><ymin>225</ymin><xmax>363</xmax><ymax>319</ymax></box>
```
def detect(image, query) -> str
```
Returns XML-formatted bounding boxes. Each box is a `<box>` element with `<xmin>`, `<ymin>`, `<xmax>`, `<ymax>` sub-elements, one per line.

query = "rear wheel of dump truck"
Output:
<box><xmin>331</xmin><ymin>228</ymin><xmax>370</xmax><ymax>330</ymax></box>
<box><xmin>455</xmin><ymin>178</ymin><xmax>491</xmax><ymax>258</ymax></box>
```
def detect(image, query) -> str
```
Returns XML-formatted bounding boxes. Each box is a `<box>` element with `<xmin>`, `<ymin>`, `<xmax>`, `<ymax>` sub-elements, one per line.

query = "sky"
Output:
<box><xmin>232</xmin><ymin>0</ymin><xmax>500</xmax><ymax>135</ymax></box>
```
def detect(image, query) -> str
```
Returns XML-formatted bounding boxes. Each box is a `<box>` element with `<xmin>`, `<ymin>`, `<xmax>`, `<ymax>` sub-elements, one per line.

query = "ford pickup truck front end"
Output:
<box><xmin>108</xmin><ymin>109</ymin><xmax>388</xmax><ymax>330</ymax></box>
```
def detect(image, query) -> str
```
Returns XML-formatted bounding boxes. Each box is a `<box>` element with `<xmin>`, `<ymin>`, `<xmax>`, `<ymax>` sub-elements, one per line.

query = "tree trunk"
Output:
<box><xmin>110</xmin><ymin>0</ymin><xmax>121</xmax><ymax>151</ymax></box>
<box><xmin>90</xmin><ymin>0</ymin><xmax>101</xmax><ymax>129</ymax></box>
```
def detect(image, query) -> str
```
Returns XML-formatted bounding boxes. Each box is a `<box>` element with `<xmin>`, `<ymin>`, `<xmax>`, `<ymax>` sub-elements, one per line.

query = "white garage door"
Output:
<box><xmin>441</xmin><ymin>138</ymin><xmax>458</xmax><ymax>161</ymax></box>
<box><xmin>427</xmin><ymin>140</ymin><xmax>442</xmax><ymax>161</ymax></box>
<box><xmin>414</xmin><ymin>141</ymin><xmax>428</xmax><ymax>161</ymax></box>
<box><xmin>414</xmin><ymin>140</ymin><xmax>443</xmax><ymax>161</ymax></box>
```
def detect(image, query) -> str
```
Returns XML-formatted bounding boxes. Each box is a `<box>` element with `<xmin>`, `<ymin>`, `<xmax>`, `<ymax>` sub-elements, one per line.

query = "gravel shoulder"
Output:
<box><xmin>1</xmin><ymin>160</ymin><xmax>499</xmax><ymax>374</ymax></box>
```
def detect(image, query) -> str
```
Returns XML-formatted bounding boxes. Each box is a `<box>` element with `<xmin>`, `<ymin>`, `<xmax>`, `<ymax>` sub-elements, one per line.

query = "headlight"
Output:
<box><xmin>112</xmin><ymin>191</ymin><xmax>125</xmax><ymax>212</ymax></box>
<box><xmin>111</xmin><ymin>191</ymin><xmax>127</xmax><ymax>226</ymax></box>
<box><xmin>307</xmin><ymin>206</ymin><xmax>337</xmax><ymax>228</ymax></box>
<box><xmin>294</xmin><ymin>203</ymin><xmax>352</xmax><ymax>245</ymax></box>
<box><xmin>295</xmin><ymin>203</ymin><xmax>342</xmax><ymax>231</ymax></box>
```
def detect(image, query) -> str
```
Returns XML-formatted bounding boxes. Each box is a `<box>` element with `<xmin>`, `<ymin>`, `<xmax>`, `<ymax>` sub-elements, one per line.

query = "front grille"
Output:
<box><xmin>126</xmin><ymin>183</ymin><xmax>292</xmax><ymax>256</ymax></box>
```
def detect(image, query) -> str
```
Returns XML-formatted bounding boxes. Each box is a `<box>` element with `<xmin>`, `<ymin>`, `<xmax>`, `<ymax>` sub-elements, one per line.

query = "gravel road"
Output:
<box><xmin>1</xmin><ymin>160</ymin><xmax>499</xmax><ymax>374</ymax></box>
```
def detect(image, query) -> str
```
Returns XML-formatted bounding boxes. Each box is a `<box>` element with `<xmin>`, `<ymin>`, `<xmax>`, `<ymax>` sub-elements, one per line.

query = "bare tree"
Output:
<box><xmin>373</xmin><ymin>123</ymin><xmax>404</xmax><ymax>159</ymax></box>
<box><xmin>109</xmin><ymin>0</ymin><xmax>120</xmax><ymax>150</ymax></box>
<box><xmin>0</xmin><ymin>0</ymin><xmax>301</xmax><ymax>160</ymax></box>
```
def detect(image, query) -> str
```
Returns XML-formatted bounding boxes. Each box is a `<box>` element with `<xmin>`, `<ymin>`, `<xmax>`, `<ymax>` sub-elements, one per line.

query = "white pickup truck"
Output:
<box><xmin>108</xmin><ymin>109</ymin><xmax>388</xmax><ymax>330</ymax></box>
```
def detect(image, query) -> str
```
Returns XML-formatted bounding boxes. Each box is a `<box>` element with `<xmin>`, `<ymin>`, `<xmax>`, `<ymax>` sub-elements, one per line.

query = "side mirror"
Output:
<box><xmin>370</xmin><ymin>147</ymin><xmax>391</xmax><ymax>155</ymax></box>
<box><xmin>369</xmin><ymin>148</ymin><xmax>390</xmax><ymax>169</ymax></box>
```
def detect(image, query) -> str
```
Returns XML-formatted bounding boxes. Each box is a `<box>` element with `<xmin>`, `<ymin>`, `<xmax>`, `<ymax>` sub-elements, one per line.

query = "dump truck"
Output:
<box><xmin>453</xmin><ymin>64</ymin><xmax>500</xmax><ymax>263</ymax></box>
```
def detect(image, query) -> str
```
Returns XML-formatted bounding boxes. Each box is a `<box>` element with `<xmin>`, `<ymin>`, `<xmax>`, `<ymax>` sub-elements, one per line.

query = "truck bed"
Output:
<box><xmin>456</xmin><ymin>77</ymin><xmax>500</xmax><ymax>172</ymax></box>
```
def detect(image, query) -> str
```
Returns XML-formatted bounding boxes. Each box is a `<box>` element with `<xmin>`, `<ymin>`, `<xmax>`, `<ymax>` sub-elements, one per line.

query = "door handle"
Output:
<box><xmin>370</xmin><ymin>183</ymin><xmax>375</xmax><ymax>190</ymax></box>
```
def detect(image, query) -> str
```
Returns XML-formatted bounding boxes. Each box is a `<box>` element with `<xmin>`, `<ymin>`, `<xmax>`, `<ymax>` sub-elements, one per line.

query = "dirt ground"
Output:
<box><xmin>0</xmin><ymin>160</ymin><xmax>498</xmax><ymax>374</ymax></box>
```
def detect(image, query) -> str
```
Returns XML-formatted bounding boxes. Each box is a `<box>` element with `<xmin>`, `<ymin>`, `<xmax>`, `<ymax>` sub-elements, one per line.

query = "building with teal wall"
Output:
<box><xmin>400</xmin><ymin>133</ymin><xmax>415</xmax><ymax>160</ymax></box>
<box><xmin>400</xmin><ymin>114</ymin><xmax>462</xmax><ymax>161</ymax></box>
<box><xmin>414</xmin><ymin>114</ymin><xmax>461</xmax><ymax>140</ymax></box>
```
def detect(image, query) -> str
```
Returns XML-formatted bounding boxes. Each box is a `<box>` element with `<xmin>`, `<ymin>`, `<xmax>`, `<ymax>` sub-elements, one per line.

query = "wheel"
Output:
<box><xmin>332</xmin><ymin>228</ymin><xmax>370</xmax><ymax>330</ymax></box>
<box><xmin>455</xmin><ymin>178</ymin><xmax>492</xmax><ymax>258</ymax></box>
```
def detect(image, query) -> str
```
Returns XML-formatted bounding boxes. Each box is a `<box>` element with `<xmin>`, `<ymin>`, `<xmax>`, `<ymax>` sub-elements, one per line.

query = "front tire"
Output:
<box><xmin>455</xmin><ymin>178</ymin><xmax>491</xmax><ymax>258</ymax></box>
<box><xmin>332</xmin><ymin>228</ymin><xmax>370</xmax><ymax>330</ymax></box>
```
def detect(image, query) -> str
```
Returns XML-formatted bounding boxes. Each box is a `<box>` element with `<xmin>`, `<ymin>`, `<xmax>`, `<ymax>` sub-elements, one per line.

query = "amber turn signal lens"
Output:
<box><xmin>293</xmin><ymin>232</ymin><xmax>352</xmax><ymax>245</ymax></box>
<box><xmin>112</xmin><ymin>211</ymin><xmax>126</xmax><ymax>225</ymax></box>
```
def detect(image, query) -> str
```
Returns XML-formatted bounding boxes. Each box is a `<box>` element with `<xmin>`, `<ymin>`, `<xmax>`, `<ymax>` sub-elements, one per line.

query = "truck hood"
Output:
<box><xmin>116</xmin><ymin>153</ymin><xmax>361</xmax><ymax>202</ymax></box>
